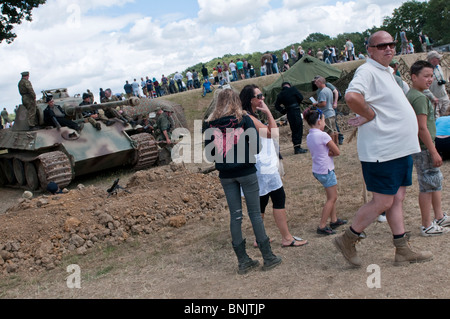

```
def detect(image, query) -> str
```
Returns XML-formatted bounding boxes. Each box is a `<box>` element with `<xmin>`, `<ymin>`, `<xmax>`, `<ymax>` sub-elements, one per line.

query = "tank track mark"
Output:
<box><xmin>130</xmin><ymin>133</ymin><xmax>159</xmax><ymax>170</ymax></box>
<box><xmin>37</xmin><ymin>151</ymin><xmax>73</xmax><ymax>190</ymax></box>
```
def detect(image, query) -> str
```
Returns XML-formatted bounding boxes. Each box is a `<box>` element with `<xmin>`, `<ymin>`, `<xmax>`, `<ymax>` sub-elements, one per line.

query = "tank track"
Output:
<box><xmin>37</xmin><ymin>151</ymin><xmax>73</xmax><ymax>190</ymax></box>
<box><xmin>0</xmin><ymin>151</ymin><xmax>72</xmax><ymax>191</ymax></box>
<box><xmin>130</xmin><ymin>133</ymin><xmax>159</xmax><ymax>170</ymax></box>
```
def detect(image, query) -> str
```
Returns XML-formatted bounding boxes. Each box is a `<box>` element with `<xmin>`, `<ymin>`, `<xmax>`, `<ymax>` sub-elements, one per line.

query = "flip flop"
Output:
<box><xmin>282</xmin><ymin>236</ymin><xmax>308</xmax><ymax>248</ymax></box>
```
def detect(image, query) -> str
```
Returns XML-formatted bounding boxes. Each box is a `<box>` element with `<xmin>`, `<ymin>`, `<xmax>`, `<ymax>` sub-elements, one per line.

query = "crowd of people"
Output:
<box><xmin>203</xmin><ymin>30</ymin><xmax>450</xmax><ymax>274</ymax></box>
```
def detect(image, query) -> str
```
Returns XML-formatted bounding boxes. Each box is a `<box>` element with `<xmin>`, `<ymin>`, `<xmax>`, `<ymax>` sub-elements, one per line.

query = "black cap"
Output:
<box><xmin>281</xmin><ymin>82</ymin><xmax>291</xmax><ymax>88</ymax></box>
<box><xmin>46</xmin><ymin>182</ymin><xmax>59</xmax><ymax>194</ymax></box>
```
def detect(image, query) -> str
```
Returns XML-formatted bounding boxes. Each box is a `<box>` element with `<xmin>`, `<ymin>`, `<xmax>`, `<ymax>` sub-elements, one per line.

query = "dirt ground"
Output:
<box><xmin>1</xmin><ymin>121</ymin><xmax>450</xmax><ymax>300</ymax></box>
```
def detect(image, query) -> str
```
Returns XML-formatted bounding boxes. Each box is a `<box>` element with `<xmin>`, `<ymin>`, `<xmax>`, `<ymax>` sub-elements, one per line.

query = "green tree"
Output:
<box><xmin>303</xmin><ymin>32</ymin><xmax>331</xmax><ymax>43</ymax></box>
<box><xmin>0</xmin><ymin>0</ymin><xmax>46</xmax><ymax>44</ymax></box>
<box><xmin>381</xmin><ymin>0</ymin><xmax>428</xmax><ymax>52</ymax></box>
<box><xmin>423</xmin><ymin>0</ymin><xmax>450</xmax><ymax>45</ymax></box>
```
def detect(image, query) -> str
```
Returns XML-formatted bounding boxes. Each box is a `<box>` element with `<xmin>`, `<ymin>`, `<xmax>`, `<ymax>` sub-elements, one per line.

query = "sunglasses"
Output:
<box><xmin>254</xmin><ymin>93</ymin><xmax>263</xmax><ymax>100</ymax></box>
<box><xmin>369</xmin><ymin>41</ymin><xmax>397</xmax><ymax>50</ymax></box>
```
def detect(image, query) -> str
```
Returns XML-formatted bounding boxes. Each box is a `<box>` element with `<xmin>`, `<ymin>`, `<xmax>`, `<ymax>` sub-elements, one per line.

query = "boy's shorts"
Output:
<box><xmin>361</xmin><ymin>155</ymin><xmax>413</xmax><ymax>195</ymax></box>
<box><xmin>412</xmin><ymin>150</ymin><xmax>443</xmax><ymax>192</ymax></box>
<box><xmin>313</xmin><ymin>169</ymin><xmax>337</xmax><ymax>188</ymax></box>
<box><xmin>324</xmin><ymin>116</ymin><xmax>337</xmax><ymax>134</ymax></box>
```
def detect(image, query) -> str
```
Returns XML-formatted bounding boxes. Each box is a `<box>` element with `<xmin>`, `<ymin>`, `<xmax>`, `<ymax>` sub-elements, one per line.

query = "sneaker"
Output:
<box><xmin>317</xmin><ymin>226</ymin><xmax>336</xmax><ymax>235</ymax></box>
<box><xmin>420</xmin><ymin>221</ymin><xmax>450</xmax><ymax>237</ymax></box>
<box><xmin>330</xmin><ymin>218</ymin><xmax>348</xmax><ymax>229</ymax></box>
<box><xmin>435</xmin><ymin>213</ymin><xmax>450</xmax><ymax>227</ymax></box>
<box><xmin>378</xmin><ymin>212</ymin><xmax>387</xmax><ymax>223</ymax></box>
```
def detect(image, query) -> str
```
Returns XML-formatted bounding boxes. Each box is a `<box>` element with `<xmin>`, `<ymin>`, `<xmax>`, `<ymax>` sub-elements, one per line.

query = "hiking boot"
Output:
<box><xmin>294</xmin><ymin>147</ymin><xmax>308</xmax><ymax>154</ymax></box>
<box><xmin>330</xmin><ymin>218</ymin><xmax>348</xmax><ymax>229</ymax></box>
<box><xmin>232</xmin><ymin>239</ymin><xmax>259</xmax><ymax>275</ymax></box>
<box><xmin>317</xmin><ymin>226</ymin><xmax>336</xmax><ymax>235</ymax></box>
<box><xmin>95</xmin><ymin>122</ymin><xmax>101</xmax><ymax>130</ymax></box>
<box><xmin>420</xmin><ymin>221</ymin><xmax>450</xmax><ymax>237</ymax></box>
<box><xmin>338</xmin><ymin>134</ymin><xmax>344</xmax><ymax>145</ymax></box>
<box><xmin>333</xmin><ymin>228</ymin><xmax>365</xmax><ymax>267</ymax></box>
<box><xmin>393</xmin><ymin>235</ymin><xmax>433</xmax><ymax>266</ymax></box>
<box><xmin>105</xmin><ymin>120</ymin><xmax>115</xmax><ymax>126</ymax></box>
<box><xmin>435</xmin><ymin>213</ymin><xmax>450</xmax><ymax>228</ymax></box>
<box><xmin>257</xmin><ymin>237</ymin><xmax>282</xmax><ymax>271</ymax></box>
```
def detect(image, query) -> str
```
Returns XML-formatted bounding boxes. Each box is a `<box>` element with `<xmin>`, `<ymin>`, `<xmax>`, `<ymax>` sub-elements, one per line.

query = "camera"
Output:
<box><xmin>438</xmin><ymin>80</ymin><xmax>447</xmax><ymax>86</ymax></box>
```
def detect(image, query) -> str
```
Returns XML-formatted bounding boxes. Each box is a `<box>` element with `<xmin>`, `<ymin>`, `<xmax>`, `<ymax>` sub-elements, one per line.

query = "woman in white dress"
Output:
<box><xmin>240</xmin><ymin>85</ymin><xmax>308</xmax><ymax>247</ymax></box>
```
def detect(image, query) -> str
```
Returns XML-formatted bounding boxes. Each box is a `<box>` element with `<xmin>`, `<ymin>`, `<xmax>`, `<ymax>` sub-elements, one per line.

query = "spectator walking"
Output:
<box><xmin>334</xmin><ymin>31</ymin><xmax>433</xmax><ymax>267</ymax></box>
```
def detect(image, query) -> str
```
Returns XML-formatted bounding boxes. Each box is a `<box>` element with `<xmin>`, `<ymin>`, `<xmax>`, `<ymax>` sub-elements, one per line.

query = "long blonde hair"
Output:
<box><xmin>206</xmin><ymin>89</ymin><xmax>247</xmax><ymax>122</ymax></box>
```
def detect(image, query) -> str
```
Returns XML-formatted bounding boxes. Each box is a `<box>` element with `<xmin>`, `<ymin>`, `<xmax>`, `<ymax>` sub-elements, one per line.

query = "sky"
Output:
<box><xmin>0</xmin><ymin>0</ymin><xmax>406</xmax><ymax>113</ymax></box>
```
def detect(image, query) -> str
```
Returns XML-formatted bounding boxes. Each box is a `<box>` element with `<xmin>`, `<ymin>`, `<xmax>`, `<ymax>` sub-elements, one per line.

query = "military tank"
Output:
<box><xmin>0</xmin><ymin>88</ymin><xmax>186</xmax><ymax>191</ymax></box>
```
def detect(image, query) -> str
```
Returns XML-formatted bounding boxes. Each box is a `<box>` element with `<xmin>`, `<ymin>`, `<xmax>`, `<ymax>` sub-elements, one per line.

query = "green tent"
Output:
<box><xmin>263</xmin><ymin>55</ymin><xmax>342</xmax><ymax>106</ymax></box>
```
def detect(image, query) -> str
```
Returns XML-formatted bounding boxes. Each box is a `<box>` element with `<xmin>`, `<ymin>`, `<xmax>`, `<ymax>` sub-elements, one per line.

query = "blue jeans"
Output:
<box><xmin>232</xmin><ymin>70</ymin><xmax>238</xmax><ymax>82</ymax></box>
<box><xmin>220</xmin><ymin>173</ymin><xmax>268</xmax><ymax>246</ymax></box>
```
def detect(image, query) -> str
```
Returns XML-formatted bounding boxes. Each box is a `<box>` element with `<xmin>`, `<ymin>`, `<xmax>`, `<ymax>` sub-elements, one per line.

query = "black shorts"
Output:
<box><xmin>260</xmin><ymin>187</ymin><xmax>286</xmax><ymax>213</ymax></box>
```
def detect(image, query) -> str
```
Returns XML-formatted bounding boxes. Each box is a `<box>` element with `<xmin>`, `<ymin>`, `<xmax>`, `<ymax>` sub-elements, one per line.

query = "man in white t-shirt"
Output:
<box><xmin>186</xmin><ymin>70</ymin><xmax>194</xmax><ymax>90</ymax></box>
<box><xmin>229</xmin><ymin>60</ymin><xmax>237</xmax><ymax>82</ymax></box>
<box><xmin>131</xmin><ymin>79</ymin><xmax>140</xmax><ymax>97</ymax></box>
<box><xmin>334</xmin><ymin>30</ymin><xmax>432</xmax><ymax>267</ymax></box>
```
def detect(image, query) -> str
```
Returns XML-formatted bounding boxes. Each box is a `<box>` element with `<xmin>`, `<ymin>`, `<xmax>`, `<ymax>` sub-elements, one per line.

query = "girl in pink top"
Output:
<box><xmin>304</xmin><ymin>107</ymin><xmax>347</xmax><ymax>235</ymax></box>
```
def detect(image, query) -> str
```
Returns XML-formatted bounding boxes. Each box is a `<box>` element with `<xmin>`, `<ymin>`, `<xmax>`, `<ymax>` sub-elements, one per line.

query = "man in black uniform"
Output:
<box><xmin>44</xmin><ymin>95</ymin><xmax>83</xmax><ymax>133</ymax></box>
<box><xmin>275</xmin><ymin>82</ymin><xmax>307</xmax><ymax>154</ymax></box>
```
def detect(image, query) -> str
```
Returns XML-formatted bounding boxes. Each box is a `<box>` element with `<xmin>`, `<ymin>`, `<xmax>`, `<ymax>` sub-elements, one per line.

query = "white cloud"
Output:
<box><xmin>198</xmin><ymin>0</ymin><xmax>271</xmax><ymax>25</ymax></box>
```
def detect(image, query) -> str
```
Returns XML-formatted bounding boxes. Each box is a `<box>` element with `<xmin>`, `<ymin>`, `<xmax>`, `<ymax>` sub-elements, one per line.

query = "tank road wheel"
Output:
<box><xmin>37</xmin><ymin>151</ymin><xmax>73</xmax><ymax>190</ymax></box>
<box><xmin>0</xmin><ymin>160</ymin><xmax>7</xmax><ymax>186</ymax></box>
<box><xmin>13</xmin><ymin>158</ymin><xmax>26</xmax><ymax>186</ymax></box>
<box><xmin>130</xmin><ymin>133</ymin><xmax>159</xmax><ymax>170</ymax></box>
<box><xmin>3</xmin><ymin>158</ymin><xmax>17</xmax><ymax>185</ymax></box>
<box><xmin>25</xmin><ymin>162</ymin><xmax>40</xmax><ymax>191</ymax></box>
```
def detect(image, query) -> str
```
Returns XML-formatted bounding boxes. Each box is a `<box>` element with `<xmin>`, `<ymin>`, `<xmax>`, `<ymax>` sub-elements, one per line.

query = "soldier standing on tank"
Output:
<box><xmin>18</xmin><ymin>71</ymin><xmax>37</xmax><ymax>129</ymax></box>
<box><xmin>1</xmin><ymin>108</ymin><xmax>11</xmax><ymax>126</ymax></box>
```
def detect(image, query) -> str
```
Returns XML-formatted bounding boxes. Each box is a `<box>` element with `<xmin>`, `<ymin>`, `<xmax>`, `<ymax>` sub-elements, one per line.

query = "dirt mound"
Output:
<box><xmin>0</xmin><ymin>163</ymin><xmax>224</xmax><ymax>275</ymax></box>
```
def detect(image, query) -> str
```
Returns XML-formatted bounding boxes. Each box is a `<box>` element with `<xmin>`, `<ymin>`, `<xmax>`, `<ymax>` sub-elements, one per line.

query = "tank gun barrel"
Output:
<box><xmin>65</xmin><ymin>97</ymin><xmax>140</xmax><ymax>117</ymax></box>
